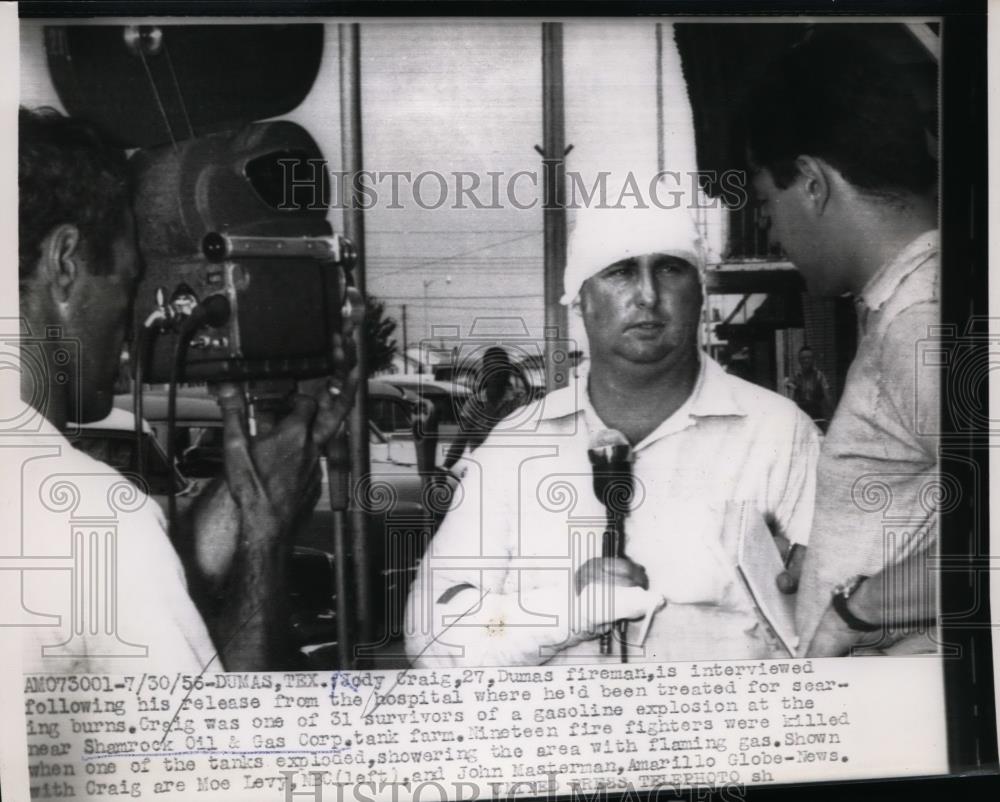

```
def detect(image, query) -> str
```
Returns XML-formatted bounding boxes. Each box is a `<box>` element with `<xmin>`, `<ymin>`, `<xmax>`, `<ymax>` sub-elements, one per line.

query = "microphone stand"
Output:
<box><xmin>590</xmin><ymin>446</ymin><xmax>634</xmax><ymax>662</ymax></box>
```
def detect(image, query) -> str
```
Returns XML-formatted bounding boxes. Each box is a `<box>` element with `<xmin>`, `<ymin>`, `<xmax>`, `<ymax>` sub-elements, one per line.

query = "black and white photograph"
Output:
<box><xmin>1</xmin><ymin>4</ymin><xmax>995</xmax><ymax>801</ymax></box>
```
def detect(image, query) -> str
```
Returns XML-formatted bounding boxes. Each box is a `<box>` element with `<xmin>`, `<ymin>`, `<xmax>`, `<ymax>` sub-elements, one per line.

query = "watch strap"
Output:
<box><xmin>832</xmin><ymin>576</ymin><xmax>880</xmax><ymax>633</ymax></box>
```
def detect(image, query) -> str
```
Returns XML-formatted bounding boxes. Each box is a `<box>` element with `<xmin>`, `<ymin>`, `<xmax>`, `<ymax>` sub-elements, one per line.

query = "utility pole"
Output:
<box><xmin>338</xmin><ymin>22</ymin><xmax>372</xmax><ymax>666</ymax></box>
<box><xmin>401</xmin><ymin>304</ymin><xmax>408</xmax><ymax>374</ymax></box>
<box><xmin>539</xmin><ymin>22</ymin><xmax>570</xmax><ymax>392</ymax></box>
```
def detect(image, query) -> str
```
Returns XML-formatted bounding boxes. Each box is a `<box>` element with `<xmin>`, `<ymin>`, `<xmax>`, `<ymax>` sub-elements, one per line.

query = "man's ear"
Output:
<box><xmin>38</xmin><ymin>223</ymin><xmax>83</xmax><ymax>308</ymax></box>
<box><xmin>794</xmin><ymin>156</ymin><xmax>831</xmax><ymax>215</ymax></box>
<box><xmin>572</xmin><ymin>281</ymin><xmax>592</xmax><ymax>318</ymax></box>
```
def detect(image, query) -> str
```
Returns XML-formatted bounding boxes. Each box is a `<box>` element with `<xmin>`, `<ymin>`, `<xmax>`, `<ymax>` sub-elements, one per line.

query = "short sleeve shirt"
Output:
<box><xmin>795</xmin><ymin>231</ymin><xmax>940</xmax><ymax>651</ymax></box>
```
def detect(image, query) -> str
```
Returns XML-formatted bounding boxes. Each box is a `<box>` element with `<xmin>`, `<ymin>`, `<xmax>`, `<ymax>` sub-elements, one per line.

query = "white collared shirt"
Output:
<box><xmin>406</xmin><ymin>355</ymin><xmax>819</xmax><ymax>666</ymax></box>
<box><xmin>16</xmin><ymin>416</ymin><xmax>217</xmax><ymax>674</ymax></box>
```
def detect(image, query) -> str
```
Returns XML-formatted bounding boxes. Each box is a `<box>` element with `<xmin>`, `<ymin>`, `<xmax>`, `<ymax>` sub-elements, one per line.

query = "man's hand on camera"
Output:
<box><xmin>190</xmin><ymin>296</ymin><xmax>361</xmax><ymax>585</ymax></box>
<box><xmin>217</xmin><ymin>390</ymin><xmax>321</xmax><ymax>534</ymax></box>
<box><xmin>222</xmin><ymin>325</ymin><xmax>361</xmax><ymax>533</ymax></box>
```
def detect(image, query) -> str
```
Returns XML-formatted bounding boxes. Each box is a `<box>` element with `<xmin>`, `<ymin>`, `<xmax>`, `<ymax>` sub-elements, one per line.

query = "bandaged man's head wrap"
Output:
<box><xmin>561</xmin><ymin>200</ymin><xmax>706</xmax><ymax>306</ymax></box>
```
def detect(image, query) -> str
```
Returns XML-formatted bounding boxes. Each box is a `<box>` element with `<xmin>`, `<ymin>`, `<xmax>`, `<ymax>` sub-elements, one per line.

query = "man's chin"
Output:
<box><xmin>618</xmin><ymin>345</ymin><xmax>677</xmax><ymax>366</ymax></box>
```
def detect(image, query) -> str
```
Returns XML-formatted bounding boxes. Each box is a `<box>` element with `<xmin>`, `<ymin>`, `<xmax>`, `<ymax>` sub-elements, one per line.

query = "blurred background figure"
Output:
<box><xmin>785</xmin><ymin>345</ymin><xmax>832</xmax><ymax>432</ymax></box>
<box><xmin>442</xmin><ymin>346</ymin><xmax>526</xmax><ymax>470</ymax></box>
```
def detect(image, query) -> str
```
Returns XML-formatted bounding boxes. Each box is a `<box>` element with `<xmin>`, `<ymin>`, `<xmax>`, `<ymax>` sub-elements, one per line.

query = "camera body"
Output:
<box><xmin>130</xmin><ymin>120</ymin><xmax>351</xmax><ymax>384</ymax></box>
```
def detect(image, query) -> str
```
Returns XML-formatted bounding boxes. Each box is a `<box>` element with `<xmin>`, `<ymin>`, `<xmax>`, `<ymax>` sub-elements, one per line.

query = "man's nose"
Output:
<box><xmin>635</xmin><ymin>265</ymin><xmax>659</xmax><ymax>307</ymax></box>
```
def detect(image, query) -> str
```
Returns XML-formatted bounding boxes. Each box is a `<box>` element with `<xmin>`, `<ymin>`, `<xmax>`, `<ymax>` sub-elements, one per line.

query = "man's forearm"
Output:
<box><xmin>850</xmin><ymin>551</ymin><xmax>938</xmax><ymax>628</ymax></box>
<box><xmin>180</xmin><ymin>479</ymin><xmax>291</xmax><ymax>670</ymax></box>
<box><xmin>184</xmin><ymin>478</ymin><xmax>239</xmax><ymax>593</ymax></box>
<box><xmin>212</xmin><ymin>522</ymin><xmax>290</xmax><ymax>671</ymax></box>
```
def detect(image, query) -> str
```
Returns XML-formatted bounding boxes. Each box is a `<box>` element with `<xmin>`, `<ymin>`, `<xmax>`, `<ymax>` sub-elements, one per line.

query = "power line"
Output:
<box><xmin>370</xmin><ymin>255</ymin><xmax>543</xmax><ymax>260</ymax></box>
<box><xmin>389</xmin><ymin>304</ymin><xmax>542</xmax><ymax>311</ymax></box>
<box><xmin>375</xmin><ymin>292</ymin><xmax>542</xmax><ymax>302</ymax></box>
<box><xmin>366</xmin><ymin>229</ymin><xmax>543</xmax><ymax>235</ymax></box>
<box><xmin>375</xmin><ymin>229</ymin><xmax>544</xmax><ymax>279</ymax></box>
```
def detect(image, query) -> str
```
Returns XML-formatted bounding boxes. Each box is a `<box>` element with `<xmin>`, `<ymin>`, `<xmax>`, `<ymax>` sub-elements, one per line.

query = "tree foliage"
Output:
<box><xmin>364</xmin><ymin>295</ymin><xmax>398</xmax><ymax>375</ymax></box>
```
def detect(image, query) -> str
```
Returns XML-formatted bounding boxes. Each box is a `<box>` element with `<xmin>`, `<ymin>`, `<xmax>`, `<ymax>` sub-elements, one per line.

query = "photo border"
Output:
<box><xmin>8</xmin><ymin>2</ymin><xmax>997</xmax><ymax>802</ymax></box>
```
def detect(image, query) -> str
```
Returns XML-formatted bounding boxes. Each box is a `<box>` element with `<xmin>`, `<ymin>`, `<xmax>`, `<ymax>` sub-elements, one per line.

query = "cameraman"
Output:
<box><xmin>17</xmin><ymin>107</ymin><xmax>358</xmax><ymax>672</ymax></box>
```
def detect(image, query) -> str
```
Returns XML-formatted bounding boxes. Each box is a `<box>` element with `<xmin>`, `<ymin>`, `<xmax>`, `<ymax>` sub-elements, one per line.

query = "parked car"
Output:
<box><xmin>386</xmin><ymin>371</ymin><xmax>543</xmax><ymax>463</ymax></box>
<box><xmin>381</xmin><ymin>374</ymin><xmax>471</xmax><ymax>450</ymax></box>
<box><xmin>72</xmin><ymin>407</ymin><xmax>193</xmax><ymax>499</ymax></box>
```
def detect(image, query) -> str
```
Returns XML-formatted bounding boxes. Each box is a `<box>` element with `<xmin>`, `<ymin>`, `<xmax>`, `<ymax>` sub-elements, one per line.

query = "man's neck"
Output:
<box><xmin>20</xmin><ymin>310</ymin><xmax>68</xmax><ymax>430</ymax></box>
<box><xmin>586</xmin><ymin>348</ymin><xmax>700</xmax><ymax>445</ymax></box>
<box><xmin>843</xmin><ymin>195</ymin><xmax>937</xmax><ymax>296</ymax></box>
<box><xmin>21</xmin><ymin>374</ymin><xmax>66</xmax><ymax>431</ymax></box>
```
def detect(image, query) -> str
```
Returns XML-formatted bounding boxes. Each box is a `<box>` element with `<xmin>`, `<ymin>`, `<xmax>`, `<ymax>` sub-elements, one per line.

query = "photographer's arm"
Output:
<box><xmin>175</xmin><ymin>298</ymin><xmax>361</xmax><ymax>670</ymax></box>
<box><xmin>183</xmin><ymin>477</ymin><xmax>238</xmax><ymax>596</ymax></box>
<box><xmin>179</xmin><ymin>391</ymin><xmax>321</xmax><ymax>670</ymax></box>
<box><xmin>177</xmin><ymin>370</ymin><xmax>359</xmax><ymax>671</ymax></box>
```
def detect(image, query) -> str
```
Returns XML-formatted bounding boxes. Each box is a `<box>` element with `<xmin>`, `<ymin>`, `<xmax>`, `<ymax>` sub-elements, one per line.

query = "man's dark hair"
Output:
<box><xmin>799</xmin><ymin>345</ymin><xmax>814</xmax><ymax>355</ymax></box>
<box><xmin>483</xmin><ymin>346</ymin><xmax>511</xmax><ymax>368</ymax></box>
<box><xmin>18</xmin><ymin>106</ymin><xmax>131</xmax><ymax>285</ymax></box>
<box><xmin>477</xmin><ymin>346</ymin><xmax>514</xmax><ymax>392</ymax></box>
<box><xmin>745</xmin><ymin>29</ymin><xmax>936</xmax><ymax>197</ymax></box>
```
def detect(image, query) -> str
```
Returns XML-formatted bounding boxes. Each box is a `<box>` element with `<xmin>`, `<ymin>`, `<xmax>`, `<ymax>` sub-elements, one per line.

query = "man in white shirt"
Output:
<box><xmin>15</xmin><ymin>107</ymin><xmax>357</xmax><ymax>672</ymax></box>
<box><xmin>405</xmin><ymin>201</ymin><xmax>819</xmax><ymax>667</ymax></box>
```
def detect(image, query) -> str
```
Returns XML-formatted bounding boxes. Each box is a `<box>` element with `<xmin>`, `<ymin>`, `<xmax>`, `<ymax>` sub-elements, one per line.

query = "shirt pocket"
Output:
<box><xmin>628</xmin><ymin>501</ymin><xmax>735</xmax><ymax>606</ymax></box>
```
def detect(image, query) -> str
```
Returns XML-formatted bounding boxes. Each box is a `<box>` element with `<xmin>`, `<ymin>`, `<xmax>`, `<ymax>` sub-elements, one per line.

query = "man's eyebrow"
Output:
<box><xmin>601</xmin><ymin>258</ymin><xmax>638</xmax><ymax>272</ymax></box>
<box><xmin>651</xmin><ymin>254</ymin><xmax>692</xmax><ymax>266</ymax></box>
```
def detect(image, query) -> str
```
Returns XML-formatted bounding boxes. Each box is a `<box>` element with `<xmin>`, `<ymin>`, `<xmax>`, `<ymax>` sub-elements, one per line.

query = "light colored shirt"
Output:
<box><xmin>17</xmin><ymin>417</ymin><xmax>217</xmax><ymax>674</ymax></box>
<box><xmin>795</xmin><ymin>230</ymin><xmax>940</xmax><ymax>652</ymax></box>
<box><xmin>406</xmin><ymin>355</ymin><xmax>820</xmax><ymax>667</ymax></box>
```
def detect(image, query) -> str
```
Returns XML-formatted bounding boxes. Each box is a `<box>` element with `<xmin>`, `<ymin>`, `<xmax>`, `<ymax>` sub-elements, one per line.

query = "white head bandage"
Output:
<box><xmin>561</xmin><ymin>202</ymin><xmax>705</xmax><ymax>306</ymax></box>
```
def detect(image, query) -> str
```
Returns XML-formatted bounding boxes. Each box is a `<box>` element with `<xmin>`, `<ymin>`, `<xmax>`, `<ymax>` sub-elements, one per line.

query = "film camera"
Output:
<box><xmin>130</xmin><ymin>120</ymin><xmax>356</xmax><ymax>384</ymax></box>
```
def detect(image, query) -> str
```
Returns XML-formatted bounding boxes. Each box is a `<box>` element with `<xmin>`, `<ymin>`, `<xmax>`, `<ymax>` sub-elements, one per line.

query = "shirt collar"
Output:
<box><xmin>859</xmin><ymin>229</ymin><xmax>939</xmax><ymax>312</ymax></box>
<box><xmin>538</xmin><ymin>353</ymin><xmax>746</xmax><ymax>447</ymax></box>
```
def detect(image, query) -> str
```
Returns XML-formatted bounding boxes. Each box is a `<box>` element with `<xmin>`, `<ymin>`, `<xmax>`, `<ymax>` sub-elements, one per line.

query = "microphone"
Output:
<box><xmin>587</xmin><ymin>429</ymin><xmax>634</xmax><ymax>659</ymax></box>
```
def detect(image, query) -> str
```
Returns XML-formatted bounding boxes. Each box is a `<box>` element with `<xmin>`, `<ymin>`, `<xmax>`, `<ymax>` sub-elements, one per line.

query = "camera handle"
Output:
<box><xmin>202</xmin><ymin>232</ymin><xmax>357</xmax><ymax>268</ymax></box>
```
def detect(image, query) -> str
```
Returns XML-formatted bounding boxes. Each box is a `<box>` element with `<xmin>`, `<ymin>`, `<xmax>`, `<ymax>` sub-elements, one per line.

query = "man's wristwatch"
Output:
<box><xmin>831</xmin><ymin>575</ymin><xmax>880</xmax><ymax>632</ymax></box>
